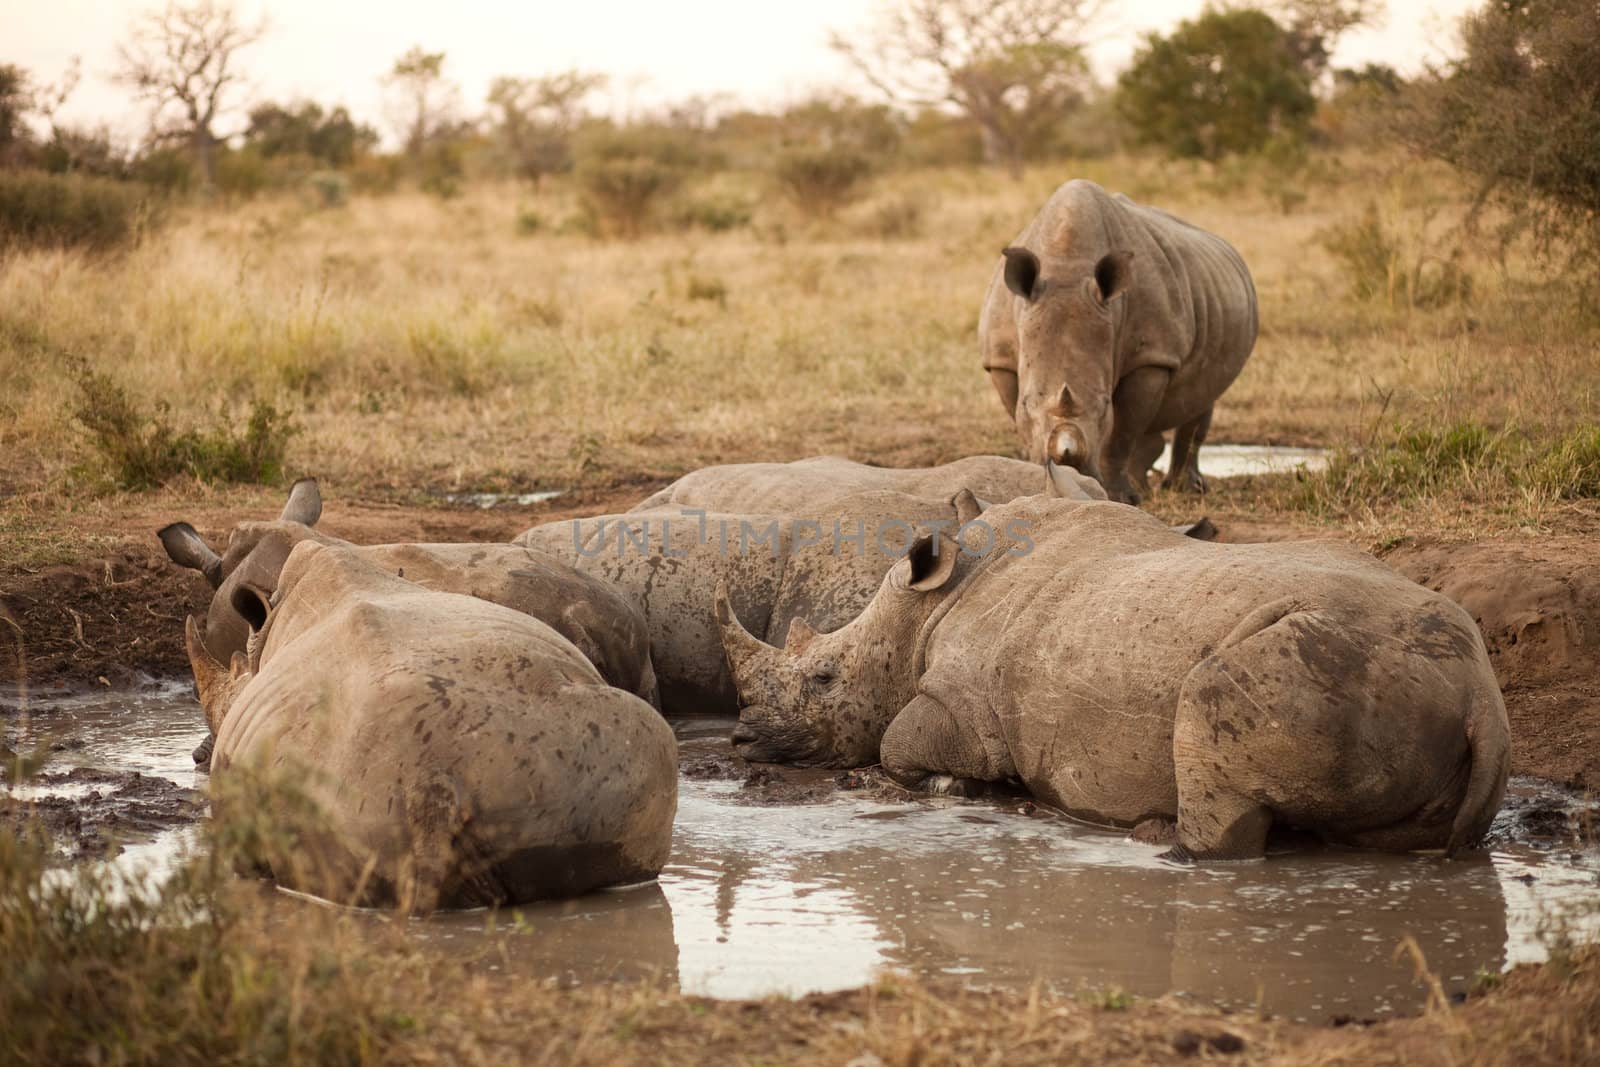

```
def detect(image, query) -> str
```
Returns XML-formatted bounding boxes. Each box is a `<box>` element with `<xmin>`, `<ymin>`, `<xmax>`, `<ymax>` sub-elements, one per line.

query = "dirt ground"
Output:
<box><xmin>4</xmin><ymin>489</ymin><xmax>1596</xmax><ymax>789</ymax></box>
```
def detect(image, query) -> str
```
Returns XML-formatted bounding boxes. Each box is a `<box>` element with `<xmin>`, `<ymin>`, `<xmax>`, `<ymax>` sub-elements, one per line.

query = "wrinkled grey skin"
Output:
<box><xmin>631</xmin><ymin>454</ymin><xmax>1106</xmax><ymax>512</ymax></box>
<box><xmin>980</xmin><ymin>179</ymin><xmax>1258</xmax><ymax>504</ymax></box>
<box><xmin>160</xmin><ymin>480</ymin><xmax>659</xmax><ymax>759</ymax></box>
<box><xmin>519</xmin><ymin>488</ymin><xmax>997</xmax><ymax>716</ymax></box>
<box><xmin>186</xmin><ymin>541</ymin><xmax>677</xmax><ymax>912</ymax></box>
<box><xmin>715</xmin><ymin>489</ymin><xmax>1510</xmax><ymax>862</ymax></box>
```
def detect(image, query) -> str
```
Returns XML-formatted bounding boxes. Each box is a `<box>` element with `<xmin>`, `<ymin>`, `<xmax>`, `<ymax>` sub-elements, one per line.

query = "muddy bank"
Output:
<box><xmin>0</xmin><ymin>485</ymin><xmax>651</xmax><ymax>691</ymax></box>
<box><xmin>1</xmin><ymin>767</ymin><xmax>203</xmax><ymax>860</ymax></box>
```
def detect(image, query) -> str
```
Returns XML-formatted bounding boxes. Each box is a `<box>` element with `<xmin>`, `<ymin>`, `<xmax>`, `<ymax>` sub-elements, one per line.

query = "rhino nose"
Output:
<box><xmin>1048</xmin><ymin>423</ymin><xmax>1088</xmax><ymax>469</ymax></box>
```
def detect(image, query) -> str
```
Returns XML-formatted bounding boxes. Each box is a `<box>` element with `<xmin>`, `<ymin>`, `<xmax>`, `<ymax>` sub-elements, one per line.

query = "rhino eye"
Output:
<box><xmin>809</xmin><ymin>666</ymin><xmax>839</xmax><ymax>687</ymax></box>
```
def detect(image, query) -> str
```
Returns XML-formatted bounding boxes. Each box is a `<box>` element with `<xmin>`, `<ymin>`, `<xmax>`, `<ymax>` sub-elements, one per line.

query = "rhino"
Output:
<box><xmin>980</xmin><ymin>179</ymin><xmax>1259</xmax><ymax>504</ymax></box>
<box><xmin>185</xmin><ymin>540</ymin><xmax>677</xmax><ymax>912</ymax></box>
<box><xmin>631</xmin><ymin>454</ymin><xmax>1107</xmax><ymax>512</ymax></box>
<box><xmin>519</xmin><ymin>488</ymin><xmax>998</xmax><ymax>716</ymax></box>
<box><xmin>713</xmin><ymin>476</ymin><xmax>1510</xmax><ymax>861</ymax></box>
<box><xmin>161</xmin><ymin>479</ymin><xmax>658</xmax><ymax>768</ymax></box>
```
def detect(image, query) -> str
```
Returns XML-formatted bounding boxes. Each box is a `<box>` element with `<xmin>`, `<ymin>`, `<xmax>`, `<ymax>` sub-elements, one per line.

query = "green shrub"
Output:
<box><xmin>71</xmin><ymin>368</ymin><xmax>299</xmax><ymax>490</ymax></box>
<box><xmin>1531</xmin><ymin>426</ymin><xmax>1600</xmax><ymax>500</ymax></box>
<box><xmin>775</xmin><ymin>148</ymin><xmax>871</xmax><ymax>219</ymax></box>
<box><xmin>307</xmin><ymin>171</ymin><xmax>348</xmax><ymax>209</ymax></box>
<box><xmin>514</xmin><ymin>205</ymin><xmax>543</xmax><ymax>235</ymax></box>
<box><xmin>0</xmin><ymin>170</ymin><xmax>159</xmax><ymax>252</ymax></box>
<box><xmin>675</xmin><ymin>194</ymin><xmax>752</xmax><ymax>233</ymax></box>
<box><xmin>418</xmin><ymin>142</ymin><xmax>464</xmax><ymax>199</ymax></box>
<box><xmin>866</xmin><ymin>194</ymin><xmax>925</xmax><ymax>239</ymax></box>
<box><xmin>576</xmin><ymin>158</ymin><xmax>682</xmax><ymax>239</ymax></box>
<box><xmin>1318</xmin><ymin>203</ymin><xmax>1472</xmax><ymax>308</ymax></box>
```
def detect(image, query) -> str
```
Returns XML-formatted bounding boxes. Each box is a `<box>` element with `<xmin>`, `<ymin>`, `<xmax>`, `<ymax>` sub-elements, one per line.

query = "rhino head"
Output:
<box><xmin>1000</xmin><ymin>245</ymin><xmax>1135</xmax><ymax>485</ymax></box>
<box><xmin>714</xmin><ymin>531</ymin><xmax>961</xmax><ymax>768</ymax></box>
<box><xmin>158</xmin><ymin>478</ymin><xmax>329</xmax><ymax>666</ymax></box>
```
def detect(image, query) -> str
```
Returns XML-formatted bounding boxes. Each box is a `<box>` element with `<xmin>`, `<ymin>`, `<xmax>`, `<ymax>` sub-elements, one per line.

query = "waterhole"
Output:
<box><xmin>6</xmin><ymin>683</ymin><xmax>1597</xmax><ymax>1023</ymax></box>
<box><xmin>1155</xmin><ymin>443</ymin><xmax>1329</xmax><ymax>480</ymax></box>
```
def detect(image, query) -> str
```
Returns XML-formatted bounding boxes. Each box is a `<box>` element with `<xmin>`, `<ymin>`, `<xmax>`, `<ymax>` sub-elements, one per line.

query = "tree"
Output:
<box><xmin>1399</xmin><ymin>0</ymin><xmax>1600</xmax><ymax>274</ymax></box>
<box><xmin>829</xmin><ymin>0</ymin><xmax>1101</xmax><ymax>177</ymax></box>
<box><xmin>0</xmin><ymin>65</ymin><xmax>31</xmax><ymax>162</ymax></box>
<box><xmin>114</xmin><ymin>0</ymin><xmax>265</xmax><ymax>186</ymax></box>
<box><xmin>1273</xmin><ymin>0</ymin><xmax>1386</xmax><ymax>82</ymax></box>
<box><xmin>1115</xmin><ymin>9</ymin><xmax>1316</xmax><ymax>160</ymax></box>
<box><xmin>486</xmin><ymin>71</ymin><xmax>605</xmax><ymax>183</ymax></box>
<box><xmin>244</xmin><ymin>101</ymin><xmax>377</xmax><ymax>167</ymax></box>
<box><xmin>383</xmin><ymin>47</ymin><xmax>461</xmax><ymax>160</ymax></box>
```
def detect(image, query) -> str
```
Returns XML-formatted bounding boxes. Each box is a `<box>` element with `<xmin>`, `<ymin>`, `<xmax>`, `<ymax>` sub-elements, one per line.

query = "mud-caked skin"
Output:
<box><xmin>159</xmin><ymin>479</ymin><xmax>659</xmax><ymax>711</ymax></box>
<box><xmin>630</xmin><ymin>454</ymin><xmax>1106</xmax><ymax>512</ymax></box>
<box><xmin>184</xmin><ymin>541</ymin><xmax>678</xmax><ymax>912</ymax></box>
<box><xmin>715</xmin><ymin>486</ymin><xmax>1510</xmax><ymax>861</ymax></box>
<box><xmin>519</xmin><ymin>487</ymin><xmax>1002</xmax><ymax>716</ymax></box>
<box><xmin>980</xmin><ymin>179</ymin><xmax>1259</xmax><ymax>504</ymax></box>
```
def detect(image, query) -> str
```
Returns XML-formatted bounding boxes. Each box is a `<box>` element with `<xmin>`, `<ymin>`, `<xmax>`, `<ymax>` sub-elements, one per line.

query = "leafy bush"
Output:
<box><xmin>71</xmin><ymin>368</ymin><xmax>298</xmax><ymax>490</ymax></box>
<box><xmin>1318</xmin><ymin>203</ymin><xmax>1472</xmax><ymax>308</ymax></box>
<box><xmin>675</xmin><ymin>194</ymin><xmax>752</xmax><ymax>233</ymax></box>
<box><xmin>866</xmin><ymin>194</ymin><xmax>925</xmax><ymax>239</ymax></box>
<box><xmin>576</xmin><ymin>158</ymin><xmax>682</xmax><ymax>239</ymax></box>
<box><xmin>1398</xmin><ymin>0</ymin><xmax>1600</xmax><ymax>275</ymax></box>
<box><xmin>775</xmin><ymin>148</ymin><xmax>871</xmax><ymax>219</ymax></box>
<box><xmin>307</xmin><ymin>171</ymin><xmax>348</xmax><ymax>209</ymax></box>
<box><xmin>0</xmin><ymin>170</ymin><xmax>159</xmax><ymax>252</ymax></box>
<box><xmin>1115</xmin><ymin>9</ymin><xmax>1316</xmax><ymax>160</ymax></box>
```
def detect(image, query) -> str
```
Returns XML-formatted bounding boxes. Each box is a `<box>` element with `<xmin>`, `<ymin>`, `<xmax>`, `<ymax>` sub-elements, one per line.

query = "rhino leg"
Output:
<box><xmin>879</xmin><ymin>694</ymin><xmax>1012</xmax><ymax>795</ymax></box>
<box><xmin>1104</xmin><ymin>367</ymin><xmax>1172</xmax><ymax>505</ymax></box>
<box><xmin>1163</xmin><ymin>408</ymin><xmax>1212</xmax><ymax>495</ymax></box>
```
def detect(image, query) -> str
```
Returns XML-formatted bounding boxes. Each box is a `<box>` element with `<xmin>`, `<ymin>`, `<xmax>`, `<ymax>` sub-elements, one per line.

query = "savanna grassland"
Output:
<box><xmin>3</xmin><ymin>150</ymin><xmax>1596</xmax><ymax>559</ymax></box>
<box><xmin>5</xmin><ymin>151</ymin><xmax>1600</xmax><ymax>1067</ymax></box>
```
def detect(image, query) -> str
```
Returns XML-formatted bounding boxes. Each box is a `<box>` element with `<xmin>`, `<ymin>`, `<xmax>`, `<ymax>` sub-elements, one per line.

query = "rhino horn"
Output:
<box><xmin>159</xmin><ymin>522</ymin><xmax>224</xmax><ymax>588</ymax></box>
<box><xmin>279</xmin><ymin>477</ymin><xmax>322</xmax><ymax>526</ymax></box>
<box><xmin>952</xmin><ymin>488</ymin><xmax>985</xmax><ymax>526</ymax></box>
<box><xmin>185</xmin><ymin>615</ymin><xmax>238</xmax><ymax>736</ymax></box>
<box><xmin>714</xmin><ymin>581</ymin><xmax>777</xmax><ymax>687</ymax></box>
<box><xmin>1044</xmin><ymin>459</ymin><xmax>1084</xmax><ymax>500</ymax></box>
<box><xmin>784</xmin><ymin>617</ymin><xmax>818</xmax><ymax>653</ymax></box>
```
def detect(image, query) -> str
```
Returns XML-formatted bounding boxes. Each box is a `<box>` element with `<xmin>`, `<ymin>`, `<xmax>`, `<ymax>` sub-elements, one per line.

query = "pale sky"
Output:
<box><xmin>7</xmin><ymin>0</ymin><xmax>1481</xmax><ymax>146</ymax></box>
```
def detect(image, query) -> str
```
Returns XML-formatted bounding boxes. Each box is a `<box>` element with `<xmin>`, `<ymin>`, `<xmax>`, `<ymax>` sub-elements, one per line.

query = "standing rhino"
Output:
<box><xmin>631</xmin><ymin>454</ymin><xmax>1106</xmax><ymax>512</ymax></box>
<box><xmin>185</xmin><ymin>540</ymin><xmax>677</xmax><ymax>912</ymax></box>
<box><xmin>160</xmin><ymin>479</ymin><xmax>659</xmax><ymax>711</ymax></box>
<box><xmin>714</xmin><ymin>485</ymin><xmax>1509</xmax><ymax>861</ymax></box>
<box><xmin>980</xmin><ymin>179</ymin><xmax>1258</xmax><ymax>504</ymax></box>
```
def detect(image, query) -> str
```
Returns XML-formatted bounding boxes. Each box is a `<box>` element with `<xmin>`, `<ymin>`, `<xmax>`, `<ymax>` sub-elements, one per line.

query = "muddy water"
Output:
<box><xmin>1155</xmin><ymin>443</ymin><xmax>1329</xmax><ymax>479</ymax></box>
<box><xmin>6</xmin><ymin>684</ymin><xmax>1598</xmax><ymax>1022</ymax></box>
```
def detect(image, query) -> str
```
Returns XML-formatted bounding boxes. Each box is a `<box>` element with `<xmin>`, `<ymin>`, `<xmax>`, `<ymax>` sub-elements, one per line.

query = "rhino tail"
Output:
<box><xmin>1447</xmin><ymin>682</ymin><xmax>1511</xmax><ymax>856</ymax></box>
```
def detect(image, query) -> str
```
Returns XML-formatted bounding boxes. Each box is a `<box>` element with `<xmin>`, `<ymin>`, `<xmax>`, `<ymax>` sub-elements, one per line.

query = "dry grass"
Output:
<box><xmin>1</xmin><ymin>151</ymin><xmax>1596</xmax><ymax>540</ymax></box>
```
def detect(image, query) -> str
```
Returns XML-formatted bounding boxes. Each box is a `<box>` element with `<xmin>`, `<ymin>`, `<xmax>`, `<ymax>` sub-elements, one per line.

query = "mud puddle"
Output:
<box><xmin>1156</xmin><ymin>443</ymin><xmax>1329</xmax><ymax>479</ymax></box>
<box><xmin>7</xmin><ymin>684</ymin><xmax>1599</xmax><ymax>1023</ymax></box>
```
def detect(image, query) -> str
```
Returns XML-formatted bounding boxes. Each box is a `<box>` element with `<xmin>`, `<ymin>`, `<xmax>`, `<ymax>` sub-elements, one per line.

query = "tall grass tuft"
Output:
<box><xmin>71</xmin><ymin>368</ymin><xmax>299</xmax><ymax>490</ymax></box>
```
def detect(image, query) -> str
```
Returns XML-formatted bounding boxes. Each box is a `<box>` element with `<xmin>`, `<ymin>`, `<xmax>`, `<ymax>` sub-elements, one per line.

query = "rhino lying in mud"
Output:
<box><xmin>185</xmin><ymin>540</ymin><xmax>677</xmax><ymax>911</ymax></box>
<box><xmin>714</xmin><ymin>473</ymin><xmax>1510</xmax><ymax>861</ymax></box>
<box><xmin>522</xmin><ymin>462</ymin><xmax>1214</xmax><ymax>716</ymax></box>
<box><xmin>161</xmin><ymin>479</ymin><xmax>658</xmax><ymax>765</ymax></box>
<box><xmin>631</xmin><ymin>454</ymin><xmax>1107</xmax><ymax>511</ymax></box>
<box><xmin>520</xmin><ymin>488</ymin><xmax>997</xmax><ymax>715</ymax></box>
<box><xmin>980</xmin><ymin>179</ymin><xmax>1258</xmax><ymax>504</ymax></box>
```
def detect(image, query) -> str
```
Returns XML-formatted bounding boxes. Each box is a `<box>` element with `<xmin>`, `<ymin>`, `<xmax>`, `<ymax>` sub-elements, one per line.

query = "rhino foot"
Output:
<box><xmin>1131</xmin><ymin>816</ymin><xmax>1178</xmax><ymax>845</ymax></box>
<box><xmin>1157</xmin><ymin>842</ymin><xmax>1195</xmax><ymax>864</ymax></box>
<box><xmin>919</xmin><ymin>774</ymin><xmax>991</xmax><ymax>799</ymax></box>
<box><xmin>1163</xmin><ymin>467</ymin><xmax>1208</xmax><ymax>495</ymax></box>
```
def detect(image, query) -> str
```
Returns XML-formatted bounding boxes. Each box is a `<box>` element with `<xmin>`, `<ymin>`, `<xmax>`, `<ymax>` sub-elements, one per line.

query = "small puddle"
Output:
<box><xmin>6</xmin><ymin>686</ymin><xmax>1598</xmax><ymax>1022</ymax></box>
<box><xmin>442</xmin><ymin>490</ymin><xmax>567</xmax><ymax>509</ymax></box>
<box><xmin>1157</xmin><ymin>443</ymin><xmax>1329</xmax><ymax>479</ymax></box>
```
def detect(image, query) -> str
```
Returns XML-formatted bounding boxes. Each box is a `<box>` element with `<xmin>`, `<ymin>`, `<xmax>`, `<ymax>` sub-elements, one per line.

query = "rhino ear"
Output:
<box><xmin>279</xmin><ymin>478</ymin><xmax>322</xmax><ymax>526</ymax></box>
<box><xmin>158</xmin><ymin>522</ymin><xmax>224</xmax><ymax>588</ymax></box>
<box><xmin>230</xmin><ymin>581</ymin><xmax>273</xmax><ymax>633</ymax></box>
<box><xmin>1002</xmin><ymin>247</ymin><xmax>1041</xmax><ymax>302</ymax></box>
<box><xmin>1093</xmin><ymin>250</ymin><xmax>1134</xmax><ymax>304</ymax></box>
<box><xmin>903</xmin><ymin>532</ymin><xmax>960</xmax><ymax>593</ymax></box>
<box><xmin>952</xmin><ymin>488</ymin><xmax>984</xmax><ymax>527</ymax></box>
